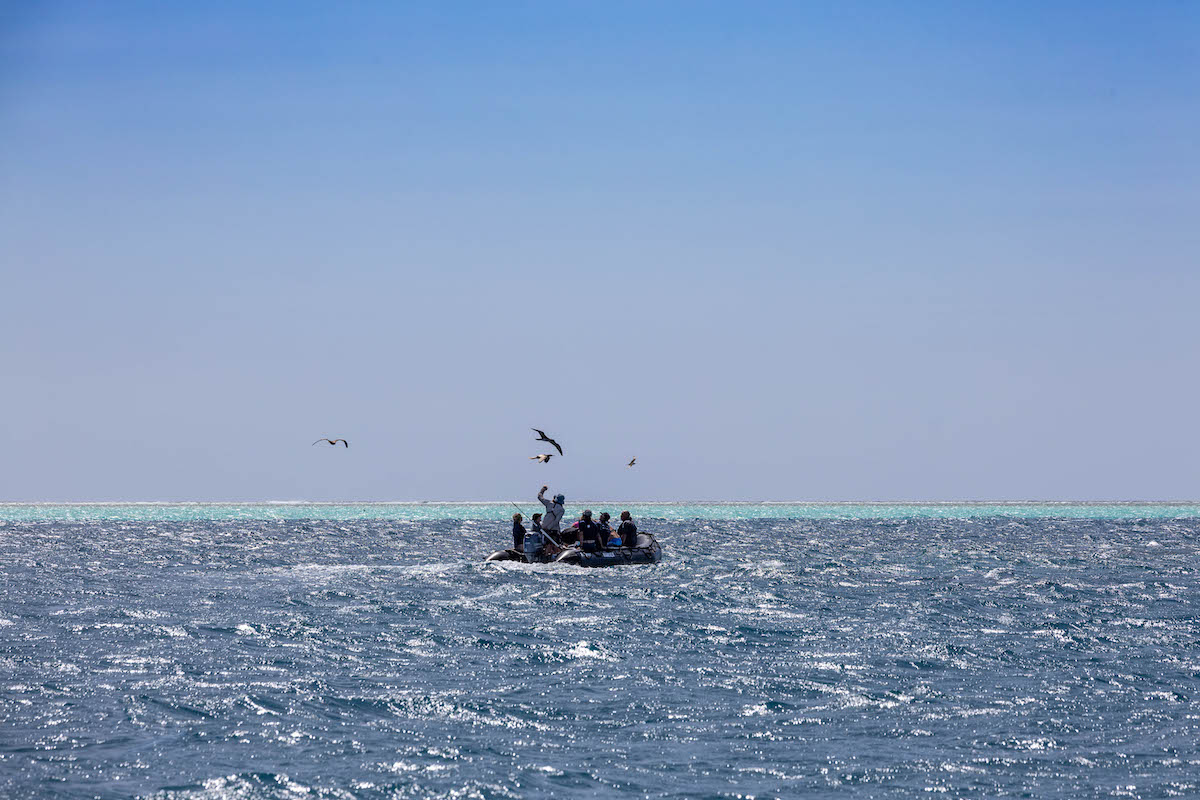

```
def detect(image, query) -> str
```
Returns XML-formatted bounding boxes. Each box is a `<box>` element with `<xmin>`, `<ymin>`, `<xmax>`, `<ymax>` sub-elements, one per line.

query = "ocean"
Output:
<box><xmin>1</xmin><ymin>503</ymin><xmax>1197</xmax><ymax>798</ymax></box>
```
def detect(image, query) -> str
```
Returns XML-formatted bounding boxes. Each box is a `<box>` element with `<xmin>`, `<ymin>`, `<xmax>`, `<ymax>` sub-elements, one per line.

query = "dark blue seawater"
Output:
<box><xmin>1</xmin><ymin>507</ymin><xmax>1198</xmax><ymax>798</ymax></box>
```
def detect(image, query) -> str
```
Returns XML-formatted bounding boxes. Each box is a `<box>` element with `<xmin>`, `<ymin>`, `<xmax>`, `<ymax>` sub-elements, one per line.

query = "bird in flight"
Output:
<box><xmin>627</xmin><ymin>457</ymin><xmax>637</xmax><ymax>468</ymax></box>
<box><xmin>531</xmin><ymin>428</ymin><xmax>563</xmax><ymax>456</ymax></box>
<box><xmin>530</xmin><ymin>454</ymin><xmax>554</xmax><ymax>463</ymax></box>
<box><xmin>312</xmin><ymin>439</ymin><xmax>349</xmax><ymax>448</ymax></box>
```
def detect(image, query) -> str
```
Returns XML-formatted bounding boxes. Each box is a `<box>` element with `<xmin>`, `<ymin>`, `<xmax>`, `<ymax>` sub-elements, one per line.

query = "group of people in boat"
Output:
<box><xmin>510</xmin><ymin>485</ymin><xmax>638</xmax><ymax>556</ymax></box>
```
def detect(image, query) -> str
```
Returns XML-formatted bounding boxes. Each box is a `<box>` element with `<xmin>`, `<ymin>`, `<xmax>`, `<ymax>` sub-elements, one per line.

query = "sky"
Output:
<box><xmin>1</xmin><ymin>1</ymin><xmax>1198</xmax><ymax>501</ymax></box>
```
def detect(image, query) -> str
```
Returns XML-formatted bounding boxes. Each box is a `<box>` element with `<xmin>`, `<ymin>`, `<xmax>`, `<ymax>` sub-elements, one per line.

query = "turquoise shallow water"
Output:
<box><xmin>2</xmin><ymin>502</ymin><xmax>1200</xmax><ymax>522</ymax></box>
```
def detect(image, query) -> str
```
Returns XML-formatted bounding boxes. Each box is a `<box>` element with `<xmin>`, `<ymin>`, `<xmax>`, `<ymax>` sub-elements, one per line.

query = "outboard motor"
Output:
<box><xmin>523</xmin><ymin>530</ymin><xmax>544</xmax><ymax>561</ymax></box>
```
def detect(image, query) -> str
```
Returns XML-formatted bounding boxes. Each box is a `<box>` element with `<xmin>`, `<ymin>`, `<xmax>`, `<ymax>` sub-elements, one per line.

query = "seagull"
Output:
<box><xmin>531</xmin><ymin>428</ymin><xmax>563</xmax><ymax>456</ymax></box>
<box><xmin>312</xmin><ymin>438</ymin><xmax>349</xmax><ymax>448</ymax></box>
<box><xmin>530</xmin><ymin>454</ymin><xmax>554</xmax><ymax>463</ymax></box>
<box><xmin>627</xmin><ymin>457</ymin><xmax>636</xmax><ymax>468</ymax></box>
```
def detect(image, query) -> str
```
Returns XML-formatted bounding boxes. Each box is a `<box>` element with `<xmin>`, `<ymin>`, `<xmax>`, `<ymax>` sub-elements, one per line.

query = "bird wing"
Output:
<box><xmin>549</xmin><ymin>438</ymin><xmax>563</xmax><ymax>456</ymax></box>
<box><xmin>532</xmin><ymin>428</ymin><xmax>547</xmax><ymax>439</ymax></box>
<box><xmin>337</xmin><ymin>440</ymin><xmax>348</xmax><ymax>447</ymax></box>
<box><xmin>312</xmin><ymin>439</ymin><xmax>328</xmax><ymax>446</ymax></box>
<box><xmin>529</xmin><ymin>455</ymin><xmax>541</xmax><ymax>460</ymax></box>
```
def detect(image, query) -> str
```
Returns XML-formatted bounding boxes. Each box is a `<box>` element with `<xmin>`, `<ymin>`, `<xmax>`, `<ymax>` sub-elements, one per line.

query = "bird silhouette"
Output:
<box><xmin>530</xmin><ymin>454</ymin><xmax>554</xmax><ymax>463</ymax></box>
<box><xmin>627</xmin><ymin>457</ymin><xmax>636</xmax><ymax>468</ymax></box>
<box><xmin>312</xmin><ymin>439</ymin><xmax>349</xmax><ymax>448</ymax></box>
<box><xmin>531</xmin><ymin>428</ymin><xmax>563</xmax><ymax>456</ymax></box>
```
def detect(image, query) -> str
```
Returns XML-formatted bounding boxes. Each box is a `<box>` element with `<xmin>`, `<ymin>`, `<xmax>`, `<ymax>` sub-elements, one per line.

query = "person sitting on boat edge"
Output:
<box><xmin>598</xmin><ymin>512</ymin><xmax>619</xmax><ymax>547</ymax></box>
<box><xmin>617</xmin><ymin>511</ymin><xmax>638</xmax><ymax>548</ymax></box>
<box><xmin>576</xmin><ymin>510</ymin><xmax>604</xmax><ymax>552</ymax></box>
<box><xmin>538</xmin><ymin>485</ymin><xmax>566</xmax><ymax>543</ymax></box>
<box><xmin>511</xmin><ymin>513</ymin><xmax>526</xmax><ymax>550</ymax></box>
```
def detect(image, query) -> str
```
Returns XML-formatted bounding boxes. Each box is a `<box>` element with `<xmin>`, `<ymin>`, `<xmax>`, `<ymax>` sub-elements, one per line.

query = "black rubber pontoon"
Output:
<box><xmin>553</xmin><ymin>533</ymin><xmax>662</xmax><ymax>567</ymax></box>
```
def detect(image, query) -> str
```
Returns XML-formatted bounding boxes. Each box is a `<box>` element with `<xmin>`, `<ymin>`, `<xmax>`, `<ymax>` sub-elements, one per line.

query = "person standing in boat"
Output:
<box><xmin>511</xmin><ymin>513</ymin><xmax>526</xmax><ymax>551</ymax></box>
<box><xmin>538</xmin><ymin>485</ymin><xmax>566</xmax><ymax>543</ymax></box>
<box><xmin>617</xmin><ymin>511</ymin><xmax>638</xmax><ymax>548</ymax></box>
<box><xmin>526</xmin><ymin>512</ymin><xmax>562</xmax><ymax>558</ymax></box>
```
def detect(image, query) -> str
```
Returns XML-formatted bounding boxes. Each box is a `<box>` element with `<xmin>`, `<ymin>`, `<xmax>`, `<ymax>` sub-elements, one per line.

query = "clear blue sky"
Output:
<box><xmin>2</xmin><ymin>2</ymin><xmax>1197</xmax><ymax>501</ymax></box>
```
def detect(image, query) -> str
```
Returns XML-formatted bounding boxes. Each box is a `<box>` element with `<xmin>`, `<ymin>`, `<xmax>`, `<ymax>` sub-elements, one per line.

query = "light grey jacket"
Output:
<box><xmin>538</xmin><ymin>493</ymin><xmax>565</xmax><ymax>532</ymax></box>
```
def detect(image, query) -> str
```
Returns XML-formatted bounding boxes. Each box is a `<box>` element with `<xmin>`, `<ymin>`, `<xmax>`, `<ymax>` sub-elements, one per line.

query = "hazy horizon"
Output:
<box><xmin>6</xmin><ymin>498</ymin><xmax>1200</xmax><ymax>505</ymax></box>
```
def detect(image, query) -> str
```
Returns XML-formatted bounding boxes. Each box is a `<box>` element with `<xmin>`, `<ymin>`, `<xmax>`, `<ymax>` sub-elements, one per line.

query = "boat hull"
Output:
<box><xmin>554</xmin><ymin>534</ymin><xmax>662</xmax><ymax>567</ymax></box>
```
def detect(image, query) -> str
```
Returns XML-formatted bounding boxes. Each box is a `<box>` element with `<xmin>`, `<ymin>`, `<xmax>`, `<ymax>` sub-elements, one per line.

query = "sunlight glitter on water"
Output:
<box><xmin>1</xmin><ymin>510</ymin><xmax>1198</xmax><ymax>798</ymax></box>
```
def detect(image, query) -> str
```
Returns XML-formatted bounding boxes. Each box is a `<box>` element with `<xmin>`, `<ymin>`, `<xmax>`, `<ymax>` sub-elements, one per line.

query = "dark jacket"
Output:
<box><xmin>512</xmin><ymin>521</ymin><xmax>526</xmax><ymax>549</ymax></box>
<box><xmin>617</xmin><ymin>520</ymin><xmax>638</xmax><ymax>548</ymax></box>
<box><xmin>576</xmin><ymin>518</ymin><xmax>603</xmax><ymax>551</ymax></box>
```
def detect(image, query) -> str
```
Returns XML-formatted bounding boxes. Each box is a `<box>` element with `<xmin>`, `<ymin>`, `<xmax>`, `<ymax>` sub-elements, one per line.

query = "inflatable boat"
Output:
<box><xmin>485</xmin><ymin>533</ymin><xmax>662</xmax><ymax>567</ymax></box>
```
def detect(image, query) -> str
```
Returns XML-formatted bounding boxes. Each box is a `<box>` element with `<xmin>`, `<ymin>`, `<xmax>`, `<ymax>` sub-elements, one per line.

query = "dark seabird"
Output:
<box><xmin>627</xmin><ymin>457</ymin><xmax>636</xmax><ymax>468</ymax></box>
<box><xmin>312</xmin><ymin>439</ymin><xmax>349</xmax><ymax>448</ymax></box>
<box><xmin>530</xmin><ymin>454</ymin><xmax>554</xmax><ymax>463</ymax></box>
<box><xmin>531</xmin><ymin>428</ymin><xmax>563</xmax><ymax>456</ymax></box>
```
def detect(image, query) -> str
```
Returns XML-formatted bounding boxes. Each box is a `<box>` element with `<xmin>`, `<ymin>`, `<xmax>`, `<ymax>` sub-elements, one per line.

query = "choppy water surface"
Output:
<box><xmin>1</xmin><ymin>506</ymin><xmax>1198</xmax><ymax>798</ymax></box>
